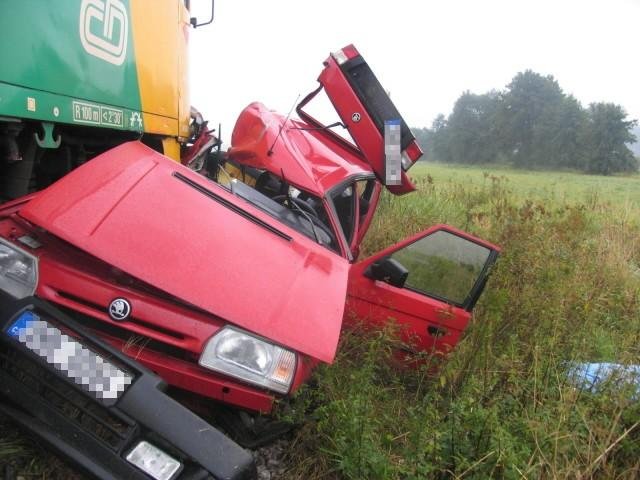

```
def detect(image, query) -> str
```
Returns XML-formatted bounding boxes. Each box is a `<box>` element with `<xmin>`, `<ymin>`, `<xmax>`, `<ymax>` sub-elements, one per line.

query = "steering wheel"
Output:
<box><xmin>272</xmin><ymin>194</ymin><xmax>336</xmax><ymax>244</ymax></box>
<box><xmin>272</xmin><ymin>195</ymin><xmax>318</xmax><ymax>217</ymax></box>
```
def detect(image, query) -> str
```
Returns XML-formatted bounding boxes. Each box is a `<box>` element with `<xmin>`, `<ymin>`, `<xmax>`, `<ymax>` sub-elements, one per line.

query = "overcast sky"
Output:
<box><xmin>189</xmin><ymin>0</ymin><xmax>640</xmax><ymax>144</ymax></box>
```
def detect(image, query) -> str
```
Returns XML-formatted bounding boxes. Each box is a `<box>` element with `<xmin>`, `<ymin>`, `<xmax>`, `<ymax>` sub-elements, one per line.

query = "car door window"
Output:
<box><xmin>390</xmin><ymin>230</ymin><xmax>492</xmax><ymax>306</ymax></box>
<box><xmin>355</xmin><ymin>179</ymin><xmax>375</xmax><ymax>225</ymax></box>
<box><xmin>331</xmin><ymin>183</ymin><xmax>356</xmax><ymax>244</ymax></box>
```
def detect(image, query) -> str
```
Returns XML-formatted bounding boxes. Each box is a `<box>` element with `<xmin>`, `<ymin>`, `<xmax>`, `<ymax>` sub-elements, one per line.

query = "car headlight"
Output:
<box><xmin>199</xmin><ymin>326</ymin><xmax>296</xmax><ymax>394</ymax></box>
<box><xmin>0</xmin><ymin>238</ymin><xmax>38</xmax><ymax>299</ymax></box>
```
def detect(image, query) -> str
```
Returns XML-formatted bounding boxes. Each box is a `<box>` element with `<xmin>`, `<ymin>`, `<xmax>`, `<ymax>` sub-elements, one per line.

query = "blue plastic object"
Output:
<box><xmin>568</xmin><ymin>362</ymin><xmax>640</xmax><ymax>398</ymax></box>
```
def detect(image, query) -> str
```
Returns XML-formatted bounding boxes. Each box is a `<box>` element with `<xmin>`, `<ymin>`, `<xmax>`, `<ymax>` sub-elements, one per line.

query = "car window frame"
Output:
<box><xmin>389</xmin><ymin>230</ymin><xmax>499</xmax><ymax>311</ymax></box>
<box><xmin>325</xmin><ymin>173</ymin><xmax>377</xmax><ymax>261</ymax></box>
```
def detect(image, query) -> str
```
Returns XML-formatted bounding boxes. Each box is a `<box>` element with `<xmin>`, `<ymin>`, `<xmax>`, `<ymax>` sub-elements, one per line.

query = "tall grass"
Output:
<box><xmin>282</xmin><ymin>167</ymin><xmax>640</xmax><ymax>479</ymax></box>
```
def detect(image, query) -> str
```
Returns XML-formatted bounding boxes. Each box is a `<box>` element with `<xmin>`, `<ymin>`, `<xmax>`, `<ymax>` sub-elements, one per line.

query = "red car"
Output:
<box><xmin>0</xmin><ymin>46</ymin><xmax>499</xmax><ymax>444</ymax></box>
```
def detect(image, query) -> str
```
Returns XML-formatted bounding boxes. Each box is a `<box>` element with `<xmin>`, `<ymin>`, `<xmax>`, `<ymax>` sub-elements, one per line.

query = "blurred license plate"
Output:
<box><xmin>6</xmin><ymin>310</ymin><xmax>132</xmax><ymax>400</ymax></box>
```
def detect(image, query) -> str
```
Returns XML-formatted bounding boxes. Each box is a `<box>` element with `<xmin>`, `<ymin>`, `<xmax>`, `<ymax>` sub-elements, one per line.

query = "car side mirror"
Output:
<box><xmin>365</xmin><ymin>256</ymin><xmax>408</xmax><ymax>288</ymax></box>
<box><xmin>187</xmin><ymin>0</ymin><xmax>215</xmax><ymax>28</ymax></box>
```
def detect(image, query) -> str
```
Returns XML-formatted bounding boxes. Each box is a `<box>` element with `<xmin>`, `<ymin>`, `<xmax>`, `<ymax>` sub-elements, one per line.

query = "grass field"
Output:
<box><xmin>2</xmin><ymin>162</ymin><xmax>639</xmax><ymax>479</ymax></box>
<box><xmin>281</xmin><ymin>162</ymin><xmax>640</xmax><ymax>479</ymax></box>
<box><xmin>412</xmin><ymin>163</ymin><xmax>640</xmax><ymax>206</ymax></box>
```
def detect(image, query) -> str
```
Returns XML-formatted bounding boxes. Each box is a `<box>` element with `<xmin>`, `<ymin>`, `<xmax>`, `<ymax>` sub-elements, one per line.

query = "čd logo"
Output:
<box><xmin>79</xmin><ymin>0</ymin><xmax>129</xmax><ymax>66</ymax></box>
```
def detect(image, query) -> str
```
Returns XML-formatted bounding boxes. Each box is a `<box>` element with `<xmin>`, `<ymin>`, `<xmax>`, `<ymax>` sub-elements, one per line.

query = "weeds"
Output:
<box><xmin>282</xmin><ymin>165</ymin><xmax>640</xmax><ymax>479</ymax></box>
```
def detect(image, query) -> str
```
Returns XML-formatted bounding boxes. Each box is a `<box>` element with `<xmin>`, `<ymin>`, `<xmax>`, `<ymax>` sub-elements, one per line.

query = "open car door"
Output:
<box><xmin>346</xmin><ymin>225</ymin><xmax>500</xmax><ymax>355</ymax></box>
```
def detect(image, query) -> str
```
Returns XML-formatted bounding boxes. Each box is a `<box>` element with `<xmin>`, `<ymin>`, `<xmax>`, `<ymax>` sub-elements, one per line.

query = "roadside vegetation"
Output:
<box><xmin>2</xmin><ymin>163</ymin><xmax>639</xmax><ymax>479</ymax></box>
<box><xmin>281</xmin><ymin>163</ymin><xmax>640</xmax><ymax>479</ymax></box>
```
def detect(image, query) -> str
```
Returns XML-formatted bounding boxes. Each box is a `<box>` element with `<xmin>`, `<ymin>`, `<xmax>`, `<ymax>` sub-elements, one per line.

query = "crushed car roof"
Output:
<box><xmin>228</xmin><ymin>102</ymin><xmax>374</xmax><ymax>197</ymax></box>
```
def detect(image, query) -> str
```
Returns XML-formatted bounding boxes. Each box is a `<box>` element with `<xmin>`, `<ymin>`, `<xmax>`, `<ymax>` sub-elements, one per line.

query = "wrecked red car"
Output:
<box><xmin>0</xmin><ymin>46</ymin><xmax>499</xmax><ymax>446</ymax></box>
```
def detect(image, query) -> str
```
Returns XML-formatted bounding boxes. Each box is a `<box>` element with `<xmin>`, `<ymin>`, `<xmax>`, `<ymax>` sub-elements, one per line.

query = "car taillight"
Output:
<box><xmin>331</xmin><ymin>45</ymin><xmax>360</xmax><ymax>65</ymax></box>
<box><xmin>402</xmin><ymin>140</ymin><xmax>423</xmax><ymax>171</ymax></box>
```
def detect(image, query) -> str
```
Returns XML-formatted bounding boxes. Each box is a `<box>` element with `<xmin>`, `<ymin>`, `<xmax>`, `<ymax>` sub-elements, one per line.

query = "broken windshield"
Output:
<box><xmin>215</xmin><ymin>171</ymin><xmax>339</xmax><ymax>253</ymax></box>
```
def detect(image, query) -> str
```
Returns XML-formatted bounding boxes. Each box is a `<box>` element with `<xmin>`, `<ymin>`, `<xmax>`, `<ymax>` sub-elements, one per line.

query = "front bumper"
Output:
<box><xmin>0</xmin><ymin>295</ymin><xmax>256</xmax><ymax>480</ymax></box>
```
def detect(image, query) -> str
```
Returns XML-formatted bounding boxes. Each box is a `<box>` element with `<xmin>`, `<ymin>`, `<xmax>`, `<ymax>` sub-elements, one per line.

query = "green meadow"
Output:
<box><xmin>413</xmin><ymin>163</ymin><xmax>640</xmax><ymax>206</ymax></box>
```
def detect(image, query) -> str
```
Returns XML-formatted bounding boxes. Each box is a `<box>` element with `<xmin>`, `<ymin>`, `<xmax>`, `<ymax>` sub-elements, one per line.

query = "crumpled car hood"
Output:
<box><xmin>21</xmin><ymin>142</ymin><xmax>348</xmax><ymax>363</ymax></box>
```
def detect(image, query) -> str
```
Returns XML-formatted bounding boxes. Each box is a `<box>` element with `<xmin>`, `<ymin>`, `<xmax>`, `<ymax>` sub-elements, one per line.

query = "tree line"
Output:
<box><xmin>414</xmin><ymin>71</ymin><xmax>638</xmax><ymax>175</ymax></box>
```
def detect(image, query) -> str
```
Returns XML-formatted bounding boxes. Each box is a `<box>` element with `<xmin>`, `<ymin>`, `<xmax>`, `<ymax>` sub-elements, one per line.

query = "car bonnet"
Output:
<box><xmin>20</xmin><ymin>142</ymin><xmax>349</xmax><ymax>363</ymax></box>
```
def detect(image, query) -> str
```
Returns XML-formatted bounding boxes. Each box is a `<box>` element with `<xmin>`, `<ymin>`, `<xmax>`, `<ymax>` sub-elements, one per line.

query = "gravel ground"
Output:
<box><xmin>253</xmin><ymin>438</ymin><xmax>290</xmax><ymax>480</ymax></box>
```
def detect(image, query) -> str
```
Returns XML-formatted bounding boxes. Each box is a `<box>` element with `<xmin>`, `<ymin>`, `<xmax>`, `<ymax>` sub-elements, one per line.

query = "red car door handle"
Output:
<box><xmin>427</xmin><ymin>325</ymin><xmax>448</xmax><ymax>337</ymax></box>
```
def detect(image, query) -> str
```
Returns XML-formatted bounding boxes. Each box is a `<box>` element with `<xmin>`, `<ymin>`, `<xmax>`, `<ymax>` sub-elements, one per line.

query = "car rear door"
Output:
<box><xmin>346</xmin><ymin>225</ymin><xmax>500</xmax><ymax>355</ymax></box>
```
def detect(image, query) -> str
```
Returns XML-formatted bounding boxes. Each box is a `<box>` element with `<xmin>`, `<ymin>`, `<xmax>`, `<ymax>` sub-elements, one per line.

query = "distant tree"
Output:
<box><xmin>419</xmin><ymin>70</ymin><xmax>638</xmax><ymax>174</ymax></box>
<box><xmin>498</xmin><ymin>70</ymin><xmax>565</xmax><ymax>167</ymax></box>
<box><xmin>428</xmin><ymin>114</ymin><xmax>449</xmax><ymax>161</ymax></box>
<box><xmin>414</xmin><ymin>114</ymin><xmax>449</xmax><ymax>162</ymax></box>
<box><xmin>439</xmin><ymin>91</ymin><xmax>502</xmax><ymax>164</ymax></box>
<box><xmin>582</xmin><ymin>103</ymin><xmax>638</xmax><ymax>175</ymax></box>
<box><xmin>530</xmin><ymin>95</ymin><xmax>588</xmax><ymax>169</ymax></box>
